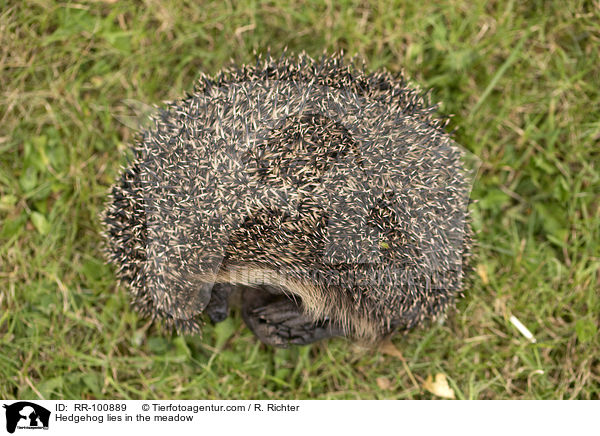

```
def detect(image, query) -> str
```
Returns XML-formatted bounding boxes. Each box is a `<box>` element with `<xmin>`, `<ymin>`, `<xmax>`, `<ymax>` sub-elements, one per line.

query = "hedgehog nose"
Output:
<box><xmin>207</xmin><ymin>306</ymin><xmax>228</xmax><ymax>323</ymax></box>
<box><xmin>205</xmin><ymin>283</ymin><xmax>233</xmax><ymax>323</ymax></box>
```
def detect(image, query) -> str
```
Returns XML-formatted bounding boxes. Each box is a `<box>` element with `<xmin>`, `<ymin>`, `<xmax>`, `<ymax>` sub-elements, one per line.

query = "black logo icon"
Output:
<box><xmin>2</xmin><ymin>402</ymin><xmax>50</xmax><ymax>434</ymax></box>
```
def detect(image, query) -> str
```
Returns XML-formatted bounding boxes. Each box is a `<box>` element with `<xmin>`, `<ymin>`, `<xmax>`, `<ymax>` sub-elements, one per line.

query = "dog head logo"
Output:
<box><xmin>2</xmin><ymin>402</ymin><xmax>50</xmax><ymax>433</ymax></box>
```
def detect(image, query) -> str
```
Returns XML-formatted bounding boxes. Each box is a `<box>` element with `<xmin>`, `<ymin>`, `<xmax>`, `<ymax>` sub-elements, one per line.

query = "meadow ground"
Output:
<box><xmin>0</xmin><ymin>0</ymin><xmax>598</xmax><ymax>399</ymax></box>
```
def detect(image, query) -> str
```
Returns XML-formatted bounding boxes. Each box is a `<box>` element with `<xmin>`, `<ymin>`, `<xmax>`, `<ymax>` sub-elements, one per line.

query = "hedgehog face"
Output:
<box><xmin>102</xmin><ymin>53</ymin><xmax>477</xmax><ymax>347</ymax></box>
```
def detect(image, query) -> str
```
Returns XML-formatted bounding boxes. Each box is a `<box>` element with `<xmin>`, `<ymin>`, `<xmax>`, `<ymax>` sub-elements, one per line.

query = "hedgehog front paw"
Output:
<box><xmin>241</xmin><ymin>286</ymin><xmax>342</xmax><ymax>347</ymax></box>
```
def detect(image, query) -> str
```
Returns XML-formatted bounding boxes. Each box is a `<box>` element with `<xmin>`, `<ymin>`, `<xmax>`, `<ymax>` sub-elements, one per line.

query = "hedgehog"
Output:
<box><xmin>102</xmin><ymin>52</ymin><xmax>475</xmax><ymax>347</ymax></box>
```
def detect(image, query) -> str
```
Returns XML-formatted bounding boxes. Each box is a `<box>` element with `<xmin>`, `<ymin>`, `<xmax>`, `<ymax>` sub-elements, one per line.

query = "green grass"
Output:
<box><xmin>1</xmin><ymin>0</ymin><xmax>598</xmax><ymax>399</ymax></box>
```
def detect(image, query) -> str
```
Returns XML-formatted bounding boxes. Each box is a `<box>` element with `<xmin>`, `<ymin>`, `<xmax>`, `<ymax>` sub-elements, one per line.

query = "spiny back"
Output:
<box><xmin>102</xmin><ymin>52</ymin><xmax>475</xmax><ymax>342</ymax></box>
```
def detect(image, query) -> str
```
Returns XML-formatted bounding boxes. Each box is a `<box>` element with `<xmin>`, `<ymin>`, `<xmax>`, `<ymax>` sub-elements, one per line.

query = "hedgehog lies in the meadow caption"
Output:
<box><xmin>102</xmin><ymin>53</ymin><xmax>477</xmax><ymax>348</ymax></box>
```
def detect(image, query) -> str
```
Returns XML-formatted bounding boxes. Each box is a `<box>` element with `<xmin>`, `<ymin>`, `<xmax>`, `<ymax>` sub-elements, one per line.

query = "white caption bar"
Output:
<box><xmin>0</xmin><ymin>400</ymin><xmax>596</xmax><ymax>435</ymax></box>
